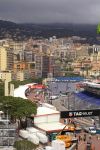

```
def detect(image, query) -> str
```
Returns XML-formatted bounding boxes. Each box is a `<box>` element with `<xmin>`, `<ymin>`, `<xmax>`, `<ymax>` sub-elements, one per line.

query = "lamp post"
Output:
<box><xmin>64</xmin><ymin>92</ymin><xmax>69</xmax><ymax>110</ymax></box>
<box><xmin>66</xmin><ymin>81</ymin><xmax>69</xmax><ymax>91</ymax></box>
<box><xmin>66</xmin><ymin>92</ymin><xmax>70</xmax><ymax>110</ymax></box>
<box><xmin>68</xmin><ymin>93</ymin><xmax>69</xmax><ymax>110</ymax></box>
<box><xmin>73</xmin><ymin>92</ymin><xmax>76</xmax><ymax>110</ymax></box>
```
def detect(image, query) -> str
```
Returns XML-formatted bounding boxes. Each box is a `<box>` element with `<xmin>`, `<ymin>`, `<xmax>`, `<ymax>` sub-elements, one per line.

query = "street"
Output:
<box><xmin>47</xmin><ymin>81</ymin><xmax>100</xmax><ymax>149</ymax></box>
<box><xmin>47</xmin><ymin>81</ymin><xmax>100</xmax><ymax>127</ymax></box>
<box><xmin>27</xmin><ymin>81</ymin><xmax>100</xmax><ymax>149</ymax></box>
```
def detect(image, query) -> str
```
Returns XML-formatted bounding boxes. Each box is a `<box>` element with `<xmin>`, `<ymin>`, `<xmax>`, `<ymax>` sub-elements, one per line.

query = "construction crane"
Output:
<box><xmin>56</xmin><ymin>123</ymin><xmax>76</xmax><ymax>148</ymax></box>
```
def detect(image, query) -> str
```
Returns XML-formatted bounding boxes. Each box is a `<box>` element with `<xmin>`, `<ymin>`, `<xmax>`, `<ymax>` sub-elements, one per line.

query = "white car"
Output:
<box><xmin>89</xmin><ymin>127</ymin><xmax>96</xmax><ymax>134</ymax></box>
<box><xmin>49</xmin><ymin>95</ymin><xmax>58</xmax><ymax>100</ymax></box>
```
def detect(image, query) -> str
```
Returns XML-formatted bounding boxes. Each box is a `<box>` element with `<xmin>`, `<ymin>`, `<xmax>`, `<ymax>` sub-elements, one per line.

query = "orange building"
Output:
<box><xmin>13</xmin><ymin>62</ymin><xmax>28</xmax><ymax>71</ymax></box>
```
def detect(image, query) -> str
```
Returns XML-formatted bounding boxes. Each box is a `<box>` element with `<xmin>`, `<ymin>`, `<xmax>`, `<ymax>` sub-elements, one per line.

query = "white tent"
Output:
<box><xmin>14</xmin><ymin>83</ymin><xmax>37</xmax><ymax>99</ymax></box>
<box><xmin>14</xmin><ymin>85</ymin><xmax>28</xmax><ymax>99</ymax></box>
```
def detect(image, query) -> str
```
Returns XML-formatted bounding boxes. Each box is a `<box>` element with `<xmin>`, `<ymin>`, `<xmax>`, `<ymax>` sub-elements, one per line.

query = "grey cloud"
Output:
<box><xmin>0</xmin><ymin>0</ymin><xmax>100</xmax><ymax>24</ymax></box>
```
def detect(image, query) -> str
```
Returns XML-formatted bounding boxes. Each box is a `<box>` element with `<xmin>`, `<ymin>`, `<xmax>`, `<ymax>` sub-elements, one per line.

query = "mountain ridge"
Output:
<box><xmin>0</xmin><ymin>20</ymin><xmax>99</xmax><ymax>43</ymax></box>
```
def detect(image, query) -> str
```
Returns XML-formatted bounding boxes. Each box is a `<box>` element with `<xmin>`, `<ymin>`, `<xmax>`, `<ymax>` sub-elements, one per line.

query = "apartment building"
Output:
<box><xmin>13</xmin><ymin>62</ymin><xmax>28</xmax><ymax>71</ymax></box>
<box><xmin>90</xmin><ymin>62</ymin><xmax>100</xmax><ymax>77</ymax></box>
<box><xmin>75</xmin><ymin>44</ymin><xmax>89</xmax><ymax>59</ymax></box>
<box><xmin>40</xmin><ymin>56</ymin><xmax>48</xmax><ymax>77</ymax></box>
<box><xmin>13</xmin><ymin>69</ymin><xmax>35</xmax><ymax>81</ymax></box>
<box><xmin>0</xmin><ymin>71</ymin><xmax>12</xmax><ymax>82</ymax></box>
<box><xmin>6</xmin><ymin>47</ymin><xmax>14</xmax><ymax>70</ymax></box>
<box><xmin>34</xmin><ymin>54</ymin><xmax>56</xmax><ymax>78</ymax></box>
<box><xmin>9</xmin><ymin>41</ymin><xmax>26</xmax><ymax>62</ymax></box>
<box><xmin>0</xmin><ymin>46</ymin><xmax>7</xmax><ymax>71</ymax></box>
<box><xmin>34</xmin><ymin>54</ymin><xmax>42</xmax><ymax>77</ymax></box>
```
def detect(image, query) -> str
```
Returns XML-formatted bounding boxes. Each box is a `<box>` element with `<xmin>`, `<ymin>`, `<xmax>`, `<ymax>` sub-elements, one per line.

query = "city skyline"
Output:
<box><xmin>0</xmin><ymin>0</ymin><xmax>100</xmax><ymax>24</ymax></box>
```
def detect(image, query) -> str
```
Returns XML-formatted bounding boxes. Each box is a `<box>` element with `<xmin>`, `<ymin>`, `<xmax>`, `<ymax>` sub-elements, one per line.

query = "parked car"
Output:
<box><xmin>49</xmin><ymin>95</ymin><xmax>59</xmax><ymax>100</ymax></box>
<box><xmin>88</xmin><ymin>127</ymin><xmax>96</xmax><ymax>134</ymax></box>
<box><xmin>84</xmin><ymin>127</ymin><xmax>96</xmax><ymax>134</ymax></box>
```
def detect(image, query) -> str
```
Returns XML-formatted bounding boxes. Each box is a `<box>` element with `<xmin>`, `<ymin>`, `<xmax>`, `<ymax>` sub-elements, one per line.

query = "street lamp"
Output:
<box><xmin>73</xmin><ymin>92</ymin><xmax>76</xmax><ymax>110</ymax></box>
<box><xmin>68</xmin><ymin>93</ymin><xmax>70</xmax><ymax>110</ymax></box>
<box><xmin>65</xmin><ymin>92</ymin><xmax>70</xmax><ymax>110</ymax></box>
<box><xmin>66</xmin><ymin>81</ymin><xmax>69</xmax><ymax>91</ymax></box>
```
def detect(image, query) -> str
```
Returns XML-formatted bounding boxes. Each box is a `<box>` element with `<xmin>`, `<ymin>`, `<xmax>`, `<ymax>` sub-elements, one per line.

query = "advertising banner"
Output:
<box><xmin>60</xmin><ymin>109</ymin><xmax>100</xmax><ymax>118</ymax></box>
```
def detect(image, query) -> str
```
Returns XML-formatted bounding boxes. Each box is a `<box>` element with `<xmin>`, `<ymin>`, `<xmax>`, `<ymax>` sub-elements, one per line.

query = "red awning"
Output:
<box><xmin>30</xmin><ymin>84</ymin><xmax>46</xmax><ymax>89</ymax></box>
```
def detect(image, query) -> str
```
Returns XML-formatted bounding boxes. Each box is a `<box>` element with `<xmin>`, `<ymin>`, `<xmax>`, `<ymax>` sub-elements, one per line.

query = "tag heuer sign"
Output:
<box><xmin>69</xmin><ymin>111</ymin><xmax>93</xmax><ymax>117</ymax></box>
<box><xmin>60</xmin><ymin>109</ymin><xmax>100</xmax><ymax>118</ymax></box>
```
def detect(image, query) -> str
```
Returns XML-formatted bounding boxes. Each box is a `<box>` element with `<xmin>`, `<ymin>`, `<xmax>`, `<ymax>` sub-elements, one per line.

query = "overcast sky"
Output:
<box><xmin>0</xmin><ymin>0</ymin><xmax>100</xmax><ymax>24</ymax></box>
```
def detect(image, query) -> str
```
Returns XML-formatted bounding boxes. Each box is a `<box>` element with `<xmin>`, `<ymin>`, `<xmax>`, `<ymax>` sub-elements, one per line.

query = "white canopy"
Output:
<box><xmin>14</xmin><ymin>85</ymin><xmax>28</xmax><ymax>99</ymax></box>
<box><xmin>36</xmin><ymin>107</ymin><xmax>59</xmax><ymax>116</ymax></box>
<box><xmin>14</xmin><ymin>83</ymin><xmax>36</xmax><ymax>99</ymax></box>
<box><xmin>35</xmin><ymin>122</ymin><xmax>68</xmax><ymax>132</ymax></box>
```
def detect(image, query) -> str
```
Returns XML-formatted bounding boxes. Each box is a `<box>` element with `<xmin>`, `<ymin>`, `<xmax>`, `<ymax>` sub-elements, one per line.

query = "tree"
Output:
<box><xmin>97</xmin><ymin>23</ymin><xmax>100</xmax><ymax>34</ymax></box>
<box><xmin>0</xmin><ymin>81</ymin><xmax>4</xmax><ymax>96</ymax></box>
<box><xmin>10</xmin><ymin>78</ymin><xmax>43</xmax><ymax>88</ymax></box>
<box><xmin>0</xmin><ymin>96</ymin><xmax>37</xmax><ymax>129</ymax></box>
<box><xmin>14</xmin><ymin>140</ymin><xmax>38</xmax><ymax>150</ymax></box>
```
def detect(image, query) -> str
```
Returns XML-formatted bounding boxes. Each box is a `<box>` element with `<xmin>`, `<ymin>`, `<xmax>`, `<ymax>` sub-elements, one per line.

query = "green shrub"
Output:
<box><xmin>14</xmin><ymin>140</ymin><xmax>38</xmax><ymax>150</ymax></box>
